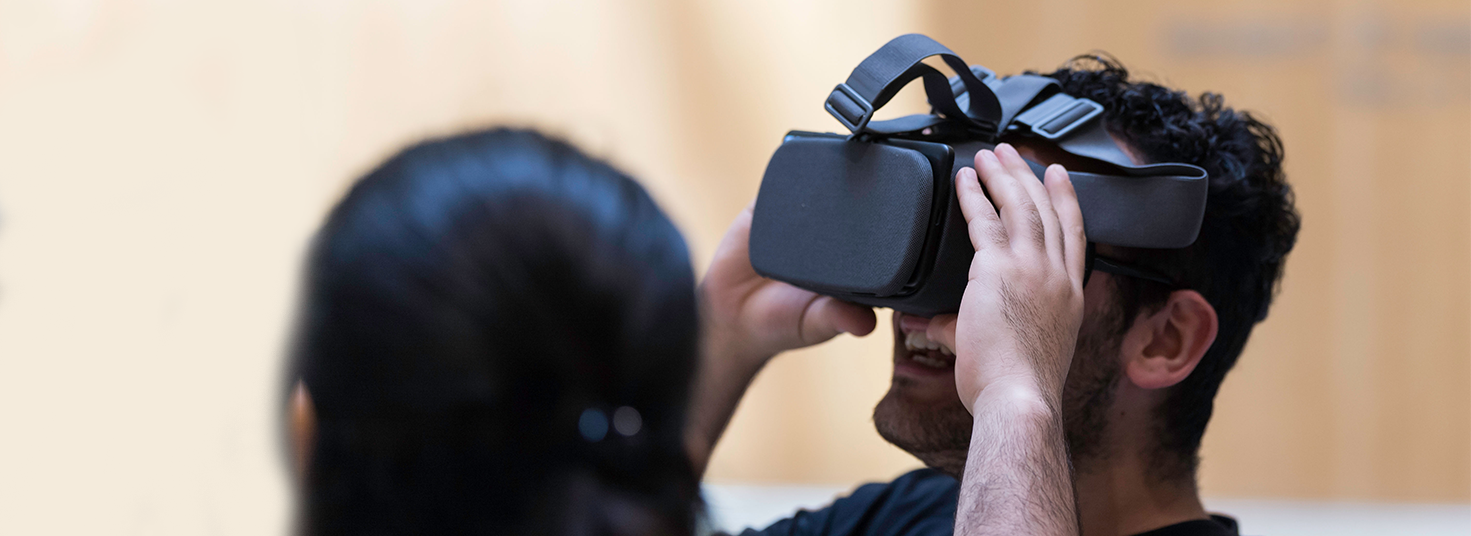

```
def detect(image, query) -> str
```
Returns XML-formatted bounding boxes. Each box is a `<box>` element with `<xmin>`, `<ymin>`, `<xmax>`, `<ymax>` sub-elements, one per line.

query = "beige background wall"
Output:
<box><xmin>0</xmin><ymin>1</ymin><xmax>1464</xmax><ymax>534</ymax></box>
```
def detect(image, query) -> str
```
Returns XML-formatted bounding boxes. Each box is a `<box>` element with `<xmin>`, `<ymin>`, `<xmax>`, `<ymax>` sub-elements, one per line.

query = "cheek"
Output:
<box><xmin>1073</xmin><ymin>277</ymin><xmax>1128</xmax><ymax>374</ymax></box>
<box><xmin>1082</xmin><ymin>272</ymin><xmax>1117</xmax><ymax>316</ymax></box>
<box><xmin>1076</xmin><ymin>277</ymin><xmax>1119</xmax><ymax>352</ymax></box>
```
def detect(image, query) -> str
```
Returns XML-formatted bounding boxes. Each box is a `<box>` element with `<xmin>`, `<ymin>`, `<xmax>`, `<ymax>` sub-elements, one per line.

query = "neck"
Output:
<box><xmin>1074</xmin><ymin>453</ymin><xmax>1206</xmax><ymax>536</ymax></box>
<box><xmin>1073</xmin><ymin>391</ymin><xmax>1208</xmax><ymax>536</ymax></box>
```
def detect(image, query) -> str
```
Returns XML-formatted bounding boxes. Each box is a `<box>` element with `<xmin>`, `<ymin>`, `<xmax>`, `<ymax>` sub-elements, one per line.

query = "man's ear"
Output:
<box><xmin>290</xmin><ymin>381</ymin><xmax>316</xmax><ymax>482</ymax></box>
<box><xmin>1119</xmin><ymin>290</ymin><xmax>1218</xmax><ymax>390</ymax></box>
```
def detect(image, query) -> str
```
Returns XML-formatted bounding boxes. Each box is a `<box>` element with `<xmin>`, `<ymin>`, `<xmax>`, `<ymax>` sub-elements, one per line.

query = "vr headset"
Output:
<box><xmin>749</xmin><ymin>34</ymin><xmax>1209</xmax><ymax>316</ymax></box>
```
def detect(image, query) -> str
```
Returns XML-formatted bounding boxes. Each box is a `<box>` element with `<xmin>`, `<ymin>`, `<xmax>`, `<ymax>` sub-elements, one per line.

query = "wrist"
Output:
<box><xmin>969</xmin><ymin>377</ymin><xmax>1058</xmax><ymax>421</ymax></box>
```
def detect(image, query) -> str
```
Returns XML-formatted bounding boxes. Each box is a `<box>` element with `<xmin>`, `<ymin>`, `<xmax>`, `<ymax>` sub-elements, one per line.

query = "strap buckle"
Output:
<box><xmin>1012</xmin><ymin>93</ymin><xmax>1104</xmax><ymax>140</ymax></box>
<box><xmin>825</xmin><ymin>83</ymin><xmax>874</xmax><ymax>133</ymax></box>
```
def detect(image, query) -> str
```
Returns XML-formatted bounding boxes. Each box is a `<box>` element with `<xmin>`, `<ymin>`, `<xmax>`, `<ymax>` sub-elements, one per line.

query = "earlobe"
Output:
<box><xmin>290</xmin><ymin>381</ymin><xmax>316</xmax><ymax>483</ymax></box>
<box><xmin>1122</xmin><ymin>290</ymin><xmax>1218</xmax><ymax>390</ymax></box>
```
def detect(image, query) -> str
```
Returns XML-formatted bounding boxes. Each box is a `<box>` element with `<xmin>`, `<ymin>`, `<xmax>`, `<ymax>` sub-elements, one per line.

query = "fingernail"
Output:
<box><xmin>959</xmin><ymin>167</ymin><xmax>976</xmax><ymax>180</ymax></box>
<box><xmin>979</xmin><ymin>150</ymin><xmax>996</xmax><ymax>163</ymax></box>
<box><xmin>1049</xmin><ymin>163</ymin><xmax>1070</xmax><ymax>180</ymax></box>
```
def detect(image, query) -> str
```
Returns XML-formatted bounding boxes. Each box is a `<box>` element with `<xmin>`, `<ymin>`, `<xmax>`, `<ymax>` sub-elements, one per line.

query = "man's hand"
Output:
<box><xmin>942</xmin><ymin>143</ymin><xmax>1087</xmax><ymax>536</ymax></box>
<box><xmin>926</xmin><ymin>144</ymin><xmax>1087</xmax><ymax>412</ymax></box>
<box><xmin>686</xmin><ymin>201</ymin><xmax>876</xmax><ymax>475</ymax></box>
<box><xmin>700</xmin><ymin>201</ymin><xmax>878</xmax><ymax>367</ymax></box>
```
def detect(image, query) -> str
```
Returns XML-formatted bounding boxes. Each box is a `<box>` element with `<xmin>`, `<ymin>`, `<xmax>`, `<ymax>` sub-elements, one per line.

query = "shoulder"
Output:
<box><xmin>850</xmin><ymin>467</ymin><xmax>957</xmax><ymax>509</ymax></box>
<box><xmin>737</xmin><ymin>469</ymin><xmax>958</xmax><ymax>536</ymax></box>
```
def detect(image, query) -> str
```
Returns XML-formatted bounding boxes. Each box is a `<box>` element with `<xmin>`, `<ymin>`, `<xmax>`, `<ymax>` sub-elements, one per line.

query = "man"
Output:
<box><xmin>688</xmin><ymin>56</ymin><xmax>1300</xmax><ymax>536</ymax></box>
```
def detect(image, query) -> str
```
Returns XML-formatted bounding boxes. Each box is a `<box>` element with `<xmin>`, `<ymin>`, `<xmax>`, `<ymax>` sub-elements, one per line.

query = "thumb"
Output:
<box><xmin>800</xmin><ymin>296</ymin><xmax>877</xmax><ymax>345</ymax></box>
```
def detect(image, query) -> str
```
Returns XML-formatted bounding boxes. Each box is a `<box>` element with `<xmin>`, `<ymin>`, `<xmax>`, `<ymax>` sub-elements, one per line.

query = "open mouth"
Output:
<box><xmin>901</xmin><ymin>328</ymin><xmax>956</xmax><ymax>370</ymax></box>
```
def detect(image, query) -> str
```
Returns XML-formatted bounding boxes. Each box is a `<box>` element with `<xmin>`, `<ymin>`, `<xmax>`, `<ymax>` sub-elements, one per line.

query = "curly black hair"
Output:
<box><xmin>1037</xmin><ymin>55</ymin><xmax>1301</xmax><ymax>481</ymax></box>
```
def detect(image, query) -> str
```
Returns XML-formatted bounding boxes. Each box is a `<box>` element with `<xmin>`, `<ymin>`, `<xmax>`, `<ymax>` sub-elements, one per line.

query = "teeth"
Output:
<box><xmin>904</xmin><ymin>330</ymin><xmax>956</xmax><ymax>356</ymax></box>
<box><xmin>905</xmin><ymin>331</ymin><xmax>934</xmax><ymax>351</ymax></box>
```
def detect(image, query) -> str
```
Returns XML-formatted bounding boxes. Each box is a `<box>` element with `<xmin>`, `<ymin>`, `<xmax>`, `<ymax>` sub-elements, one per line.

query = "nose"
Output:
<box><xmin>897</xmin><ymin>313</ymin><xmax>933</xmax><ymax>334</ymax></box>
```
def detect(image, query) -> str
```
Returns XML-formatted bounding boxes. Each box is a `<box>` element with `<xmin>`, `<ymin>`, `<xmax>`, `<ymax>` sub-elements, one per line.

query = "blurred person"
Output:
<box><xmin>688</xmin><ymin>55</ymin><xmax>1301</xmax><ymax>536</ymax></box>
<box><xmin>283</xmin><ymin>129</ymin><xmax>703</xmax><ymax>535</ymax></box>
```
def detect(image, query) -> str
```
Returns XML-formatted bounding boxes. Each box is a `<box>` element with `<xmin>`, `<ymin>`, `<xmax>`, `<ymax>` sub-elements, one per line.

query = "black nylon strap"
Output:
<box><xmin>863</xmin><ymin>114</ymin><xmax>948</xmax><ymax>135</ymax></box>
<box><xmin>839</xmin><ymin>40</ymin><xmax>1212</xmax><ymax>248</ymax></box>
<box><xmin>960</xmin><ymin>74</ymin><xmax>1212</xmax><ymax>246</ymax></box>
<box><xmin>1058</xmin><ymin>134</ymin><xmax>1209</xmax><ymax>248</ymax></box>
<box><xmin>980</xmin><ymin>145</ymin><xmax>1207</xmax><ymax>248</ymax></box>
<box><xmin>1053</xmin><ymin>120</ymin><xmax>1139</xmax><ymax>168</ymax></box>
<box><xmin>1067</xmin><ymin>167</ymin><xmax>1208</xmax><ymax>248</ymax></box>
<box><xmin>826</xmin><ymin>34</ymin><xmax>1001</xmax><ymax>136</ymax></box>
<box><xmin>989</xmin><ymin>74</ymin><xmax>1060</xmax><ymax>129</ymax></box>
<box><xmin>978</xmin><ymin>75</ymin><xmax>1139</xmax><ymax>166</ymax></box>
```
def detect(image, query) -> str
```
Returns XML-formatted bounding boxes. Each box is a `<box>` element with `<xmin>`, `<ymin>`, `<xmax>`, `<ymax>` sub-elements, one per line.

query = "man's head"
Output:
<box><xmin>873</xmin><ymin>54</ymin><xmax>1300</xmax><ymax>484</ymax></box>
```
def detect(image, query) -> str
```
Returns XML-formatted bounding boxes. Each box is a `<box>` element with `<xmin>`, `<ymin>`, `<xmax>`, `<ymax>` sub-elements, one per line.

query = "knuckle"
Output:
<box><xmin>988</xmin><ymin>225</ymin><xmax>1009</xmax><ymax>245</ymax></box>
<box><xmin>1029</xmin><ymin>223</ymin><xmax>1046</xmax><ymax>245</ymax></box>
<box><xmin>970</xmin><ymin>219</ymin><xmax>1005</xmax><ymax>245</ymax></box>
<box><xmin>1025</xmin><ymin>210</ymin><xmax>1045</xmax><ymax>233</ymax></box>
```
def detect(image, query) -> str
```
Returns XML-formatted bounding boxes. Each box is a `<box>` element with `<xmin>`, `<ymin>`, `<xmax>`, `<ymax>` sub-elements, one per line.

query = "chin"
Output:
<box><xmin>873</xmin><ymin>381</ymin><xmax>973</xmax><ymax>477</ymax></box>
<box><xmin>873</xmin><ymin>312</ymin><xmax>976</xmax><ymax>477</ymax></box>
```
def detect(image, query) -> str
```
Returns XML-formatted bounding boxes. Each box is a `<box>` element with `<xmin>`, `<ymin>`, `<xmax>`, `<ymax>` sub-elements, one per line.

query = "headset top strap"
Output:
<box><xmin>826</xmin><ymin>35</ymin><xmax>1212</xmax><ymax>248</ymax></box>
<box><xmin>825</xmin><ymin>34</ymin><xmax>1002</xmax><ymax>137</ymax></box>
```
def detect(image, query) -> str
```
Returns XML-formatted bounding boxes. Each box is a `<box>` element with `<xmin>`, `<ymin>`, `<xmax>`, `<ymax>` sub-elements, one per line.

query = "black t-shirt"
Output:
<box><xmin>734</xmin><ymin>469</ymin><xmax>1240</xmax><ymax>536</ymax></box>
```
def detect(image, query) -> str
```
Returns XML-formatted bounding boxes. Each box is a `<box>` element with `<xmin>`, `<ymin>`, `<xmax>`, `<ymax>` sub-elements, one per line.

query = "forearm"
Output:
<box><xmin>684</xmin><ymin>331</ymin><xmax>769</xmax><ymax>478</ymax></box>
<box><xmin>954</xmin><ymin>382</ymin><xmax>1078</xmax><ymax>536</ymax></box>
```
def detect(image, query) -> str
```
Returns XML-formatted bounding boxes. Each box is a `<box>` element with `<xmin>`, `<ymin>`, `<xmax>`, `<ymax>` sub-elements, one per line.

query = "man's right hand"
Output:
<box><xmin>941</xmin><ymin>144</ymin><xmax>1085</xmax><ymax>536</ymax></box>
<box><xmin>931</xmin><ymin>144</ymin><xmax>1087</xmax><ymax>413</ymax></box>
<box><xmin>686</xmin><ymin>201</ymin><xmax>876</xmax><ymax>475</ymax></box>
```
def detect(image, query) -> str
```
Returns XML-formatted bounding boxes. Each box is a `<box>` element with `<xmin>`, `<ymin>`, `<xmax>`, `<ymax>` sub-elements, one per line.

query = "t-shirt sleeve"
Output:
<box><xmin>732</xmin><ymin>469</ymin><xmax>958</xmax><ymax>536</ymax></box>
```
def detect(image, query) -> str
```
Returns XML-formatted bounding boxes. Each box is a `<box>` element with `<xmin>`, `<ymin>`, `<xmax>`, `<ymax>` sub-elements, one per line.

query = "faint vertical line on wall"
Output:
<box><xmin>1326</xmin><ymin>1</ymin><xmax>1379</xmax><ymax>499</ymax></box>
<box><xmin>1464</xmin><ymin>31</ymin><xmax>1471</xmax><ymax>505</ymax></box>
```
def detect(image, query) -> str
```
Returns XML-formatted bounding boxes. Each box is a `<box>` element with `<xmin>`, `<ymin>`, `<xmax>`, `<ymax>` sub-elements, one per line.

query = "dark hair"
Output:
<box><xmin>289</xmin><ymin>128</ymin><xmax>701</xmax><ymax>535</ymax></box>
<box><xmin>1039</xmin><ymin>55</ymin><xmax>1300</xmax><ymax>479</ymax></box>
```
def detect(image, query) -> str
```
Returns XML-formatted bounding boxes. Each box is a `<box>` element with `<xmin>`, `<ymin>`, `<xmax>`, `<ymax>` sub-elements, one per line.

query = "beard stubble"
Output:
<box><xmin>872</xmin><ymin>299</ymin><xmax>1127</xmax><ymax>478</ymax></box>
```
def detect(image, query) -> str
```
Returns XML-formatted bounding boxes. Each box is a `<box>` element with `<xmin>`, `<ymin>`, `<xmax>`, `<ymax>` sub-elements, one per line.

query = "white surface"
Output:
<box><xmin>1205</xmin><ymin>498</ymin><xmax>1471</xmax><ymax>536</ymax></box>
<box><xmin>703</xmin><ymin>483</ymin><xmax>1471</xmax><ymax>535</ymax></box>
<box><xmin>704</xmin><ymin>483</ymin><xmax>851</xmax><ymax>532</ymax></box>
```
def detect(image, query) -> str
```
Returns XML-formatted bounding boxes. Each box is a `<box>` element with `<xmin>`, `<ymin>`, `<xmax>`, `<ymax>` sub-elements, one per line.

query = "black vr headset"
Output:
<box><xmin>749</xmin><ymin>34</ymin><xmax>1209</xmax><ymax>317</ymax></box>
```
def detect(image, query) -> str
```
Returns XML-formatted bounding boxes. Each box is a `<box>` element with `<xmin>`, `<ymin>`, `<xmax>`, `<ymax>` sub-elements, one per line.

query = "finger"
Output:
<box><xmin>974</xmin><ymin>149</ymin><xmax>1043</xmax><ymax>250</ymax></box>
<box><xmin>954</xmin><ymin>167</ymin><xmax>1007</xmax><ymax>249</ymax></box>
<box><xmin>925</xmin><ymin>314</ymin><xmax>958</xmax><ymax>355</ymax></box>
<box><xmin>1044</xmin><ymin>164</ymin><xmax>1087</xmax><ymax>287</ymax></box>
<box><xmin>799</xmin><ymin>296</ymin><xmax>878</xmax><ymax>344</ymax></box>
<box><xmin>995</xmin><ymin>143</ymin><xmax>1060</xmax><ymax>256</ymax></box>
<box><xmin>718</xmin><ymin>199</ymin><xmax>755</xmax><ymax>260</ymax></box>
<box><xmin>703</xmin><ymin>198</ymin><xmax>760</xmax><ymax>287</ymax></box>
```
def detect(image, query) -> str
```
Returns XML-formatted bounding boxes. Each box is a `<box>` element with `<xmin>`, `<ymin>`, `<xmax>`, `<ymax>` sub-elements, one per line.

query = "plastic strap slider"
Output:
<box><xmin>825</xmin><ymin>83</ymin><xmax>874</xmax><ymax>133</ymax></box>
<box><xmin>1013</xmin><ymin>93</ymin><xmax>1104</xmax><ymax>140</ymax></box>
